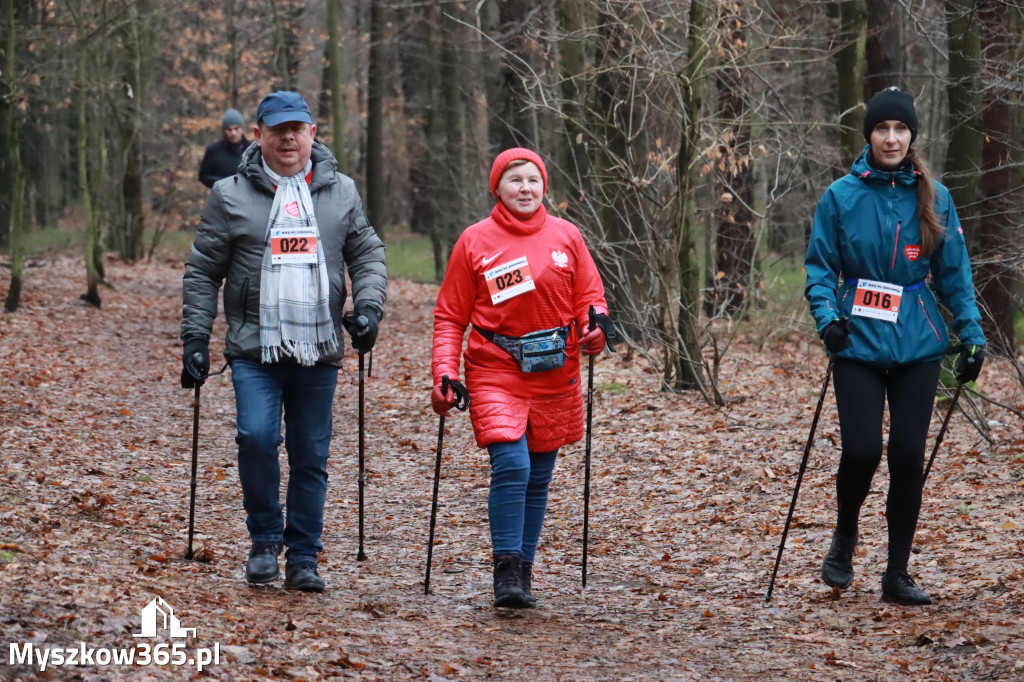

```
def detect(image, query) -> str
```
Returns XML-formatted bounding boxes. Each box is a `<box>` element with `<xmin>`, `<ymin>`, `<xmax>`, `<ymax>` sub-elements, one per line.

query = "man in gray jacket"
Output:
<box><xmin>181</xmin><ymin>91</ymin><xmax>386</xmax><ymax>593</ymax></box>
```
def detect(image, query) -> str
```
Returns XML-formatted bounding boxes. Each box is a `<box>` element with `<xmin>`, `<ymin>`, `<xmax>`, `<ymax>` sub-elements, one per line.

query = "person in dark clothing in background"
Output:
<box><xmin>198</xmin><ymin>108</ymin><xmax>249</xmax><ymax>188</ymax></box>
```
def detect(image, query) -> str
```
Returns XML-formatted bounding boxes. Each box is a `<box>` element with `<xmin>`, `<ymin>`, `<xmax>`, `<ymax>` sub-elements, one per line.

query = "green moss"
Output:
<box><xmin>597</xmin><ymin>382</ymin><xmax>629</xmax><ymax>394</ymax></box>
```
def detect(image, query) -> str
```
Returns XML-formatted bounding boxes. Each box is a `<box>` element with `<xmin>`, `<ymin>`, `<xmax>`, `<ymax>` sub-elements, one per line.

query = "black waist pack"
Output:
<box><xmin>475</xmin><ymin>325</ymin><xmax>569</xmax><ymax>373</ymax></box>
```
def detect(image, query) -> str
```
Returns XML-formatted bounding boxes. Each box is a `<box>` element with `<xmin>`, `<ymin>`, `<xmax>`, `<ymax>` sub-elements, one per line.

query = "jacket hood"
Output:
<box><xmin>851</xmin><ymin>145</ymin><xmax>919</xmax><ymax>187</ymax></box>
<box><xmin>239</xmin><ymin>140</ymin><xmax>339</xmax><ymax>195</ymax></box>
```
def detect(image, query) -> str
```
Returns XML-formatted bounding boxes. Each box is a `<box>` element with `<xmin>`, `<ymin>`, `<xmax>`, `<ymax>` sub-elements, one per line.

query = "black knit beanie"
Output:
<box><xmin>863</xmin><ymin>87</ymin><xmax>918</xmax><ymax>143</ymax></box>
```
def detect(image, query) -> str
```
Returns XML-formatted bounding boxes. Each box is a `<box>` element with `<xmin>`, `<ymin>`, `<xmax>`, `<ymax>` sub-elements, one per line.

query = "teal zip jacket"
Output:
<box><xmin>804</xmin><ymin>148</ymin><xmax>985</xmax><ymax>368</ymax></box>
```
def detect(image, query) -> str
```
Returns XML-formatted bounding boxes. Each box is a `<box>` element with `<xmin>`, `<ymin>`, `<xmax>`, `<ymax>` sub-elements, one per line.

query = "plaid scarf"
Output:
<box><xmin>259</xmin><ymin>160</ymin><xmax>337</xmax><ymax>366</ymax></box>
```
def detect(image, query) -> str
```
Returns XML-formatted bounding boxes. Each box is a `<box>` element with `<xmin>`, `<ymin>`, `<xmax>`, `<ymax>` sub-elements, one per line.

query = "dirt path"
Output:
<box><xmin>1</xmin><ymin>257</ymin><xmax>1022</xmax><ymax>680</ymax></box>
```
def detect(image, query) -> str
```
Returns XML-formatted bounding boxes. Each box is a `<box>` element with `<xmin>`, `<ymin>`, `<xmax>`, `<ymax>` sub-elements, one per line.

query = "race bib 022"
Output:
<box><xmin>270</xmin><ymin>227</ymin><xmax>318</xmax><ymax>264</ymax></box>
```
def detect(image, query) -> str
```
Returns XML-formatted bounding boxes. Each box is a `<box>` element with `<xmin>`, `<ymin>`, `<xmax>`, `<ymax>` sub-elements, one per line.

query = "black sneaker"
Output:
<box><xmin>245</xmin><ymin>541</ymin><xmax>282</xmax><ymax>584</ymax></box>
<box><xmin>521</xmin><ymin>560</ymin><xmax>537</xmax><ymax>608</ymax></box>
<box><xmin>821</xmin><ymin>531</ymin><xmax>857</xmax><ymax>589</ymax></box>
<box><xmin>881</xmin><ymin>571</ymin><xmax>931</xmax><ymax>605</ymax></box>
<box><xmin>284</xmin><ymin>562</ymin><xmax>325</xmax><ymax>593</ymax></box>
<box><xmin>492</xmin><ymin>554</ymin><xmax>529</xmax><ymax>609</ymax></box>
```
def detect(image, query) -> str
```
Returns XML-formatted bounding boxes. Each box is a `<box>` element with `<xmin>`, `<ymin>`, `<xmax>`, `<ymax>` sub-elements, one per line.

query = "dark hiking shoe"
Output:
<box><xmin>284</xmin><ymin>562</ymin><xmax>325</xmax><ymax>593</ymax></box>
<box><xmin>521</xmin><ymin>560</ymin><xmax>537</xmax><ymax>608</ymax></box>
<box><xmin>492</xmin><ymin>554</ymin><xmax>529</xmax><ymax>609</ymax></box>
<box><xmin>882</xmin><ymin>571</ymin><xmax>931</xmax><ymax>606</ymax></box>
<box><xmin>245</xmin><ymin>541</ymin><xmax>282</xmax><ymax>584</ymax></box>
<box><xmin>821</xmin><ymin>531</ymin><xmax>857</xmax><ymax>589</ymax></box>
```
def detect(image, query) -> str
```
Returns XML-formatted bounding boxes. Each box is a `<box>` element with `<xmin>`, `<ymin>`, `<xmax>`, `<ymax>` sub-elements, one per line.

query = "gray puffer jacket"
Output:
<box><xmin>181</xmin><ymin>141</ymin><xmax>387</xmax><ymax>366</ymax></box>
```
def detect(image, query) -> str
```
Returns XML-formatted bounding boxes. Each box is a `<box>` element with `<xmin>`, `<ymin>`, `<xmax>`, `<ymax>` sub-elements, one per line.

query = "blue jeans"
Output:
<box><xmin>231</xmin><ymin>359</ymin><xmax>338</xmax><ymax>565</ymax></box>
<box><xmin>488</xmin><ymin>437</ymin><xmax>557</xmax><ymax>563</ymax></box>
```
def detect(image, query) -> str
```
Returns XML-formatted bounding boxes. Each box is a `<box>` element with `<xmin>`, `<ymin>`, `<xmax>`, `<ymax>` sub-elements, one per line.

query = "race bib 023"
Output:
<box><xmin>485</xmin><ymin>256</ymin><xmax>536</xmax><ymax>305</ymax></box>
<box><xmin>851</xmin><ymin>279</ymin><xmax>903</xmax><ymax>323</ymax></box>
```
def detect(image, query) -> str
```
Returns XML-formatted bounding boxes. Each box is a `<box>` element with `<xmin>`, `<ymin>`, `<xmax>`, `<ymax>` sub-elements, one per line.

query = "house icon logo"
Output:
<box><xmin>133</xmin><ymin>597</ymin><xmax>197</xmax><ymax>639</ymax></box>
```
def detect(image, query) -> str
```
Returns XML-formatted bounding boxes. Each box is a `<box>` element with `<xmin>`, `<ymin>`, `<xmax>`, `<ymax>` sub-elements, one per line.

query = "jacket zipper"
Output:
<box><xmin>891</xmin><ymin>219</ymin><xmax>901</xmax><ymax>269</ymax></box>
<box><xmin>919</xmin><ymin>299</ymin><xmax>941</xmax><ymax>341</ymax></box>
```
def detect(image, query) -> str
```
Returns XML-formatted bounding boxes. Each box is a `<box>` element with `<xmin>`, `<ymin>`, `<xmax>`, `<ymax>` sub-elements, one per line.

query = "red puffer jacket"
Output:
<box><xmin>432</xmin><ymin>201</ymin><xmax>607</xmax><ymax>451</ymax></box>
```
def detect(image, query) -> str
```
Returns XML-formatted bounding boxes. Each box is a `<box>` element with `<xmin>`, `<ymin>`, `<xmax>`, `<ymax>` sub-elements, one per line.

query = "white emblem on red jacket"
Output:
<box><xmin>551</xmin><ymin>250</ymin><xmax>568</xmax><ymax>268</ymax></box>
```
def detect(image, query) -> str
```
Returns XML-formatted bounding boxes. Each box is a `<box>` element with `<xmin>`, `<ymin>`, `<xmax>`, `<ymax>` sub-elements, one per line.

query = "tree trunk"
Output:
<box><xmin>398</xmin><ymin>2</ymin><xmax>444</xmax><ymax>279</ymax></box>
<box><xmin>494</xmin><ymin>0</ymin><xmax>543</xmax><ymax>149</ymax></box>
<box><xmin>708</xmin><ymin>4</ymin><xmax>755</xmax><ymax>319</ymax></box>
<box><xmin>0</xmin><ymin>0</ymin><xmax>13</xmax><ymax>250</ymax></box>
<box><xmin>109</xmin><ymin>0</ymin><xmax>150</xmax><ymax>263</ymax></box>
<box><xmin>675</xmin><ymin>0</ymin><xmax>710</xmax><ymax>394</ymax></box>
<box><xmin>225</xmin><ymin>0</ymin><xmax>240</xmax><ymax>108</ymax></box>
<box><xmin>588</xmin><ymin>12</ymin><xmax>652</xmax><ymax>346</ymax></box>
<box><xmin>270</xmin><ymin>0</ymin><xmax>292</xmax><ymax>90</ymax></box>
<box><xmin>863</xmin><ymin>0</ymin><xmax>903</xmax><ymax>96</ymax></box>
<box><xmin>2</xmin><ymin>0</ymin><xmax>23</xmax><ymax>312</ymax></box>
<box><xmin>365</xmin><ymin>0</ymin><xmax>385</xmax><ymax>228</ymax></box>
<box><xmin>325</xmin><ymin>0</ymin><xmax>348</xmax><ymax>169</ymax></box>
<box><xmin>75</xmin><ymin>6</ymin><xmax>101</xmax><ymax>308</ymax></box>
<box><xmin>555</xmin><ymin>0</ymin><xmax>593</xmax><ymax>216</ymax></box>
<box><xmin>835</xmin><ymin>0</ymin><xmax>866</xmax><ymax>166</ymax></box>
<box><xmin>976</xmin><ymin>0</ymin><xmax>1016</xmax><ymax>352</ymax></box>
<box><xmin>943</xmin><ymin>0</ymin><xmax>983</xmax><ymax>252</ymax></box>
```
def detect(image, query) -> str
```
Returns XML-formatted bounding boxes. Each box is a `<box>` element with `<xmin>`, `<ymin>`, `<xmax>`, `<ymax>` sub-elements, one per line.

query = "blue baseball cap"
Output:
<box><xmin>256</xmin><ymin>91</ymin><xmax>313</xmax><ymax>127</ymax></box>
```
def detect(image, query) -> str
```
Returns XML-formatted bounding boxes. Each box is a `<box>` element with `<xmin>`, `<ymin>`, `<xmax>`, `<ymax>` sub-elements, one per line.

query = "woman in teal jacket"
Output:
<box><xmin>804</xmin><ymin>87</ymin><xmax>985</xmax><ymax>605</ymax></box>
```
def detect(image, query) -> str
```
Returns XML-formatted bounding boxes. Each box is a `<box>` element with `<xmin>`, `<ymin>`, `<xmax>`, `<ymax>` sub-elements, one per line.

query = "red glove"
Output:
<box><xmin>431</xmin><ymin>381</ymin><xmax>458</xmax><ymax>416</ymax></box>
<box><xmin>580</xmin><ymin>324</ymin><xmax>605</xmax><ymax>355</ymax></box>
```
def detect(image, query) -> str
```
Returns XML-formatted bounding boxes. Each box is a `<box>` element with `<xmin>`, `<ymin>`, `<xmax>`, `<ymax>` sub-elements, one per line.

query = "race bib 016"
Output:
<box><xmin>271</xmin><ymin>227</ymin><xmax>318</xmax><ymax>264</ymax></box>
<box><xmin>485</xmin><ymin>256</ymin><xmax>535</xmax><ymax>304</ymax></box>
<box><xmin>851</xmin><ymin>279</ymin><xmax>902</xmax><ymax>323</ymax></box>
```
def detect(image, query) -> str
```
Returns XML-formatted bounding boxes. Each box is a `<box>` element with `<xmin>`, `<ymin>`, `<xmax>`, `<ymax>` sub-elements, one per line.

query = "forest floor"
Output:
<box><xmin>1</xmin><ymin>256</ymin><xmax>1023</xmax><ymax>681</ymax></box>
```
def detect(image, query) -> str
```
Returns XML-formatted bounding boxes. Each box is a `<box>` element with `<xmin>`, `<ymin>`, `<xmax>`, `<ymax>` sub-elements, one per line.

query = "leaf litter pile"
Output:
<box><xmin>1</xmin><ymin>257</ymin><xmax>1023</xmax><ymax>681</ymax></box>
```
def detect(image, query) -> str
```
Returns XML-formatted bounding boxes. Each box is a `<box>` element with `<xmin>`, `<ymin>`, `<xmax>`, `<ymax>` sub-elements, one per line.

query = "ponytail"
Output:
<box><xmin>907</xmin><ymin>147</ymin><xmax>943</xmax><ymax>256</ymax></box>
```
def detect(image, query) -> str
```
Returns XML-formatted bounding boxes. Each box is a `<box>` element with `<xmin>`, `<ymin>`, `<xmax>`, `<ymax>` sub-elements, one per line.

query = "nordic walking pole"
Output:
<box><xmin>923</xmin><ymin>382</ymin><xmax>964</xmax><ymax>484</ymax></box>
<box><xmin>582</xmin><ymin>306</ymin><xmax>600</xmax><ymax>588</ymax></box>
<box><xmin>583</xmin><ymin>350</ymin><xmax>595</xmax><ymax>588</ymax></box>
<box><xmin>765</xmin><ymin>356</ymin><xmax>836</xmax><ymax>602</ymax></box>
<box><xmin>424</xmin><ymin>375</ymin><xmax>450</xmax><ymax>595</ymax></box>
<box><xmin>185</xmin><ymin>380</ymin><xmax>201</xmax><ymax>561</ymax></box>
<box><xmin>183</xmin><ymin>355</ymin><xmax>225</xmax><ymax>561</ymax></box>
<box><xmin>923</xmin><ymin>346</ymin><xmax>974</xmax><ymax>484</ymax></box>
<box><xmin>424</xmin><ymin>375</ymin><xmax>468</xmax><ymax>594</ymax></box>
<box><xmin>357</xmin><ymin>349</ymin><xmax>367</xmax><ymax>562</ymax></box>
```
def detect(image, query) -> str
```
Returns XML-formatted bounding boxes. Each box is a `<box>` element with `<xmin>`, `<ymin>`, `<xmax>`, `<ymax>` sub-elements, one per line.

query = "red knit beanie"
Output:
<box><xmin>489</xmin><ymin>148</ymin><xmax>548</xmax><ymax>198</ymax></box>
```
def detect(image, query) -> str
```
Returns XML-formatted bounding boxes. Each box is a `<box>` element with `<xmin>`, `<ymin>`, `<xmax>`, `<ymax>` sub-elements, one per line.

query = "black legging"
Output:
<box><xmin>832</xmin><ymin>357</ymin><xmax>941</xmax><ymax>573</ymax></box>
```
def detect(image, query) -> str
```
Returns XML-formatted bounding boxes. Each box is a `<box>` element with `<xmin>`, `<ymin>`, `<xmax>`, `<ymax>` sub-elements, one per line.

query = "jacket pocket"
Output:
<box><xmin>918</xmin><ymin>299</ymin><xmax>941</xmax><ymax>342</ymax></box>
<box><xmin>909</xmin><ymin>293</ymin><xmax>949</xmax><ymax>362</ymax></box>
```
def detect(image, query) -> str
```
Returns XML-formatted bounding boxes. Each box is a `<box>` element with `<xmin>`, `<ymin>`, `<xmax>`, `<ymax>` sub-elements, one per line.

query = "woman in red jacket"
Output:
<box><xmin>431</xmin><ymin>148</ymin><xmax>613</xmax><ymax>609</ymax></box>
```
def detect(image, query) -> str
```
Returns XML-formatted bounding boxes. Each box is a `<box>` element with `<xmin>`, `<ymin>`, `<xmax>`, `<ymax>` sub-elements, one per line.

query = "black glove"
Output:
<box><xmin>820</xmin><ymin>318</ymin><xmax>850</xmax><ymax>354</ymax></box>
<box><xmin>180</xmin><ymin>338</ymin><xmax>210</xmax><ymax>389</ymax></box>
<box><xmin>342</xmin><ymin>306</ymin><xmax>379</xmax><ymax>354</ymax></box>
<box><xmin>955</xmin><ymin>344</ymin><xmax>985</xmax><ymax>383</ymax></box>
